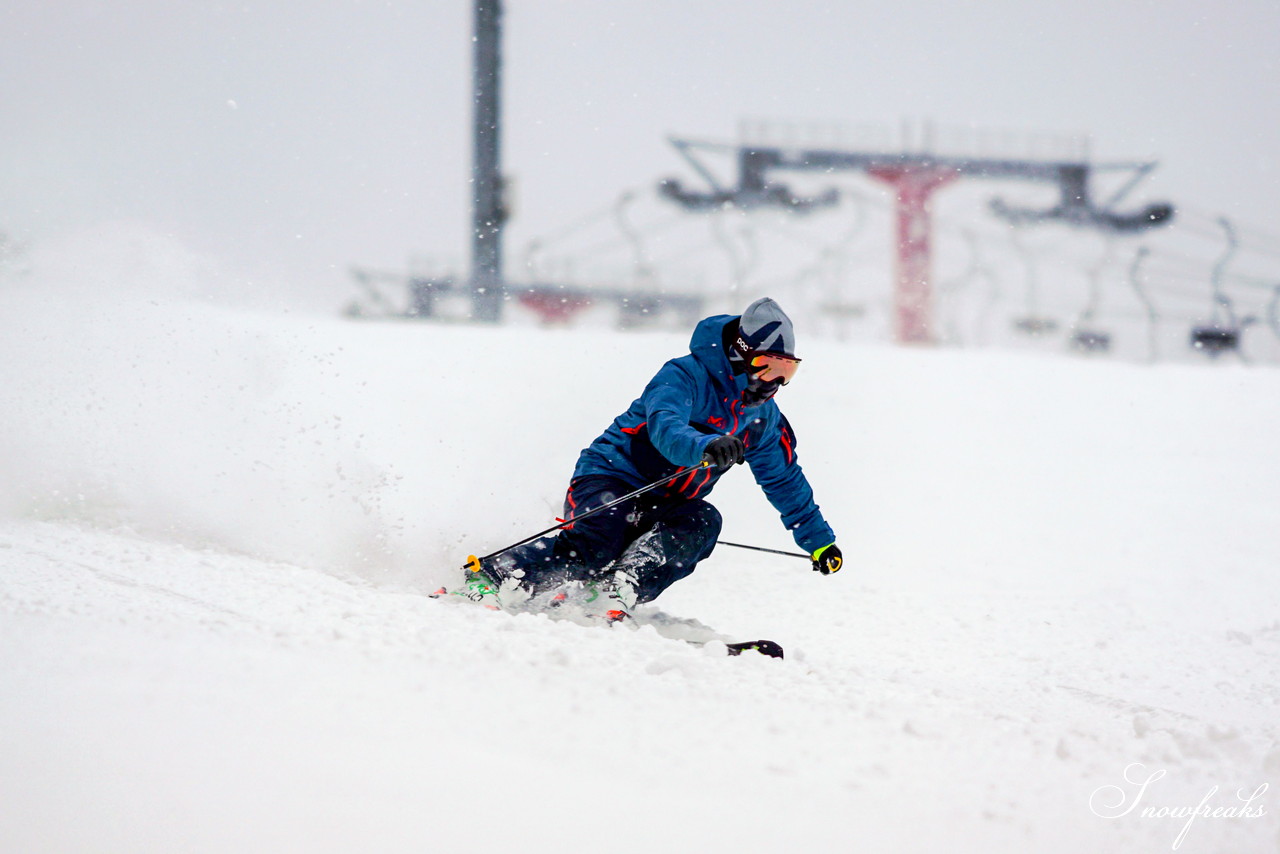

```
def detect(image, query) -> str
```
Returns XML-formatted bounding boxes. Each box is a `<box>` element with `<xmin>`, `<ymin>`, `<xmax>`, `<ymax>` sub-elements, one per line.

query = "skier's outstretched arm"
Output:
<box><xmin>746</xmin><ymin>412</ymin><xmax>839</xmax><ymax>570</ymax></box>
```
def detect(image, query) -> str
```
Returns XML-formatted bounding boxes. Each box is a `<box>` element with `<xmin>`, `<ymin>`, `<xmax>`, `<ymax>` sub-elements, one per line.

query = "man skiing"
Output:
<box><xmin>468</xmin><ymin>297</ymin><xmax>842</xmax><ymax>619</ymax></box>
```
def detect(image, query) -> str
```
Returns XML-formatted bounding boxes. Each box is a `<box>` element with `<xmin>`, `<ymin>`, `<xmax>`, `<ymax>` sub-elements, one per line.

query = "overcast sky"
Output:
<box><xmin>3</xmin><ymin>0</ymin><xmax>1278</xmax><ymax>302</ymax></box>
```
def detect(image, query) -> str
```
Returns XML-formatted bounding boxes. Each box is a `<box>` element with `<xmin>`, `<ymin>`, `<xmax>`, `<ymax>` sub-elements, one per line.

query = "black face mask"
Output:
<box><xmin>742</xmin><ymin>375</ymin><xmax>783</xmax><ymax>407</ymax></box>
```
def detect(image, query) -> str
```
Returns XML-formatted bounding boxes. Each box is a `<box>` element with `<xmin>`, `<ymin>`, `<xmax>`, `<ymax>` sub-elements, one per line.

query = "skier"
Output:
<box><xmin>470</xmin><ymin>297</ymin><xmax>842</xmax><ymax>619</ymax></box>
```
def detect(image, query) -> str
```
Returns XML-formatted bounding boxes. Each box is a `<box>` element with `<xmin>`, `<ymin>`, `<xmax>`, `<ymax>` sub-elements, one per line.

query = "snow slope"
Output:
<box><xmin>2</xmin><ymin>229</ymin><xmax>1279</xmax><ymax>853</ymax></box>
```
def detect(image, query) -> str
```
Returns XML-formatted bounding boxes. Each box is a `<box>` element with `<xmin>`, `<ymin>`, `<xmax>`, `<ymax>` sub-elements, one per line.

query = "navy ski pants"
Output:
<box><xmin>494</xmin><ymin>475</ymin><xmax>722</xmax><ymax>603</ymax></box>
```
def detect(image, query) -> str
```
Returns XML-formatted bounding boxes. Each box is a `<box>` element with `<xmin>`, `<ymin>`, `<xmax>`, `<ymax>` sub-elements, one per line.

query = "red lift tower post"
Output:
<box><xmin>867</xmin><ymin>165</ymin><xmax>958</xmax><ymax>344</ymax></box>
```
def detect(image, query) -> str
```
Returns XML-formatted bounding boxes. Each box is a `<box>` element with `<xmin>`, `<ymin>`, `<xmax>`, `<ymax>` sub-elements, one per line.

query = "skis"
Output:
<box><xmin>725</xmin><ymin>640</ymin><xmax>784</xmax><ymax>659</ymax></box>
<box><xmin>625</xmin><ymin>605</ymin><xmax>785</xmax><ymax>659</ymax></box>
<box><xmin>430</xmin><ymin>576</ymin><xmax>784</xmax><ymax>660</ymax></box>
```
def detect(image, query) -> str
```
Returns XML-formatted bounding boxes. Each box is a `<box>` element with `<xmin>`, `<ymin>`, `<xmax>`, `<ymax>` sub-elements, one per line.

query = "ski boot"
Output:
<box><xmin>546</xmin><ymin>568</ymin><xmax>638</xmax><ymax>624</ymax></box>
<box><xmin>430</xmin><ymin>555</ymin><xmax>521</xmax><ymax>611</ymax></box>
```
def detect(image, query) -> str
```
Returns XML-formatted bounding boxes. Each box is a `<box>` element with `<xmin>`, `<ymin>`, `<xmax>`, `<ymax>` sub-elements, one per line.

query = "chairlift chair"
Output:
<box><xmin>1189</xmin><ymin>325</ymin><xmax>1240</xmax><ymax>355</ymax></box>
<box><xmin>1008</xmin><ymin>230</ymin><xmax>1060</xmax><ymax>337</ymax></box>
<box><xmin>1070</xmin><ymin>328</ymin><xmax>1112</xmax><ymax>353</ymax></box>
<box><xmin>1068</xmin><ymin>240</ymin><xmax>1114</xmax><ymax>354</ymax></box>
<box><xmin>1190</xmin><ymin>217</ymin><xmax>1244</xmax><ymax>358</ymax></box>
<box><xmin>1013</xmin><ymin>316</ymin><xmax>1060</xmax><ymax>336</ymax></box>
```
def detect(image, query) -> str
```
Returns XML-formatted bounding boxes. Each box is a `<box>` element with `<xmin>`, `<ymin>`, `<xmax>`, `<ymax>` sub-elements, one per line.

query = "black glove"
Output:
<box><xmin>811</xmin><ymin>543</ymin><xmax>843</xmax><ymax>575</ymax></box>
<box><xmin>702</xmin><ymin>435</ymin><xmax>746</xmax><ymax>468</ymax></box>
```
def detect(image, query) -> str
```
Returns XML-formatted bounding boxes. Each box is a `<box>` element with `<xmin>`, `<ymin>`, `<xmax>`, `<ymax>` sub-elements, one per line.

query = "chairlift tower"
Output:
<box><xmin>865</xmin><ymin>164</ymin><xmax>958</xmax><ymax>344</ymax></box>
<box><xmin>659</xmin><ymin>121</ymin><xmax>1175</xmax><ymax>344</ymax></box>
<box><xmin>352</xmin><ymin>1</ymin><xmax>711</xmax><ymax>328</ymax></box>
<box><xmin>471</xmin><ymin>0</ymin><xmax>505</xmax><ymax>322</ymax></box>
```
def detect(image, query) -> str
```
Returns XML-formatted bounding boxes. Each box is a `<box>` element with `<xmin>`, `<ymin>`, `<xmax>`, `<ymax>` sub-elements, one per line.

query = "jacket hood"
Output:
<box><xmin>688</xmin><ymin>314</ymin><xmax>747</xmax><ymax>395</ymax></box>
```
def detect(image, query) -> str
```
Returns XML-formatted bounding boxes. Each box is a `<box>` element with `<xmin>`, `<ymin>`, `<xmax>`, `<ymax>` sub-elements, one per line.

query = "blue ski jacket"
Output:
<box><xmin>572</xmin><ymin>314</ymin><xmax>836</xmax><ymax>554</ymax></box>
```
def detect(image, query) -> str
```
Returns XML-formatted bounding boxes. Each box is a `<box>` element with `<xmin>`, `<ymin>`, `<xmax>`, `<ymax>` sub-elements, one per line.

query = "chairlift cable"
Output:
<box><xmin>1123</xmin><ymin>247</ymin><xmax>1158</xmax><ymax>361</ymax></box>
<box><xmin>569</xmin><ymin>211</ymin><xmax>688</xmax><ymax>261</ymax></box>
<box><xmin>936</xmin><ymin>228</ymin><xmax>987</xmax><ymax>346</ymax></box>
<box><xmin>528</xmin><ymin>190</ymin><xmax>647</xmax><ymax>249</ymax></box>
<box><xmin>1208</xmin><ymin>218</ymin><xmax>1240</xmax><ymax>329</ymax></box>
<box><xmin>1163</xmin><ymin>220</ymin><xmax>1280</xmax><ymax>265</ymax></box>
<box><xmin>1179</xmin><ymin>206</ymin><xmax>1280</xmax><ymax>251</ymax></box>
<box><xmin>1268</xmin><ymin>284</ymin><xmax>1280</xmax><ymax>342</ymax></box>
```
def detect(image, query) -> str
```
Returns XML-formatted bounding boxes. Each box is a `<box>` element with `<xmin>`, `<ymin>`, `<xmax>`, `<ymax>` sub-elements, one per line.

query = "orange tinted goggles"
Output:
<box><xmin>750</xmin><ymin>352</ymin><xmax>801</xmax><ymax>385</ymax></box>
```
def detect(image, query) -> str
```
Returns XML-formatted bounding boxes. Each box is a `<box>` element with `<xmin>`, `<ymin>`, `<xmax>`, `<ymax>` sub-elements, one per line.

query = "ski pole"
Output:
<box><xmin>464</xmin><ymin>460</ymin><xmax>712</xmax><ymax>573</ymax></box>
<box><xmin>717</xmin><ymin>540</ymin><xmax>809</xmax><ymax>560</ymax></box>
